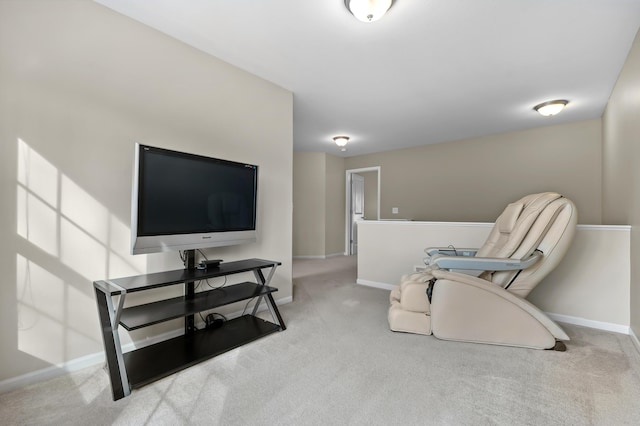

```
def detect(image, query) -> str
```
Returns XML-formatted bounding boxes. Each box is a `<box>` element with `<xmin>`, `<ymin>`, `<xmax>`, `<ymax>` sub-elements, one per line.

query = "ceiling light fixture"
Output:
<box><xmin>333</xmin><ymin>135</ymin><xmax>350</xmax><ymax>151</ymax></box>
<box><xmin>344</xmin><ymin>0</ymin><xmax>395</xmax><ymax>23</ymax></box>
<box><xmin>533</xmin><ymin>99</ymin><xmax>569</xmax><ymax>117</ymax></box>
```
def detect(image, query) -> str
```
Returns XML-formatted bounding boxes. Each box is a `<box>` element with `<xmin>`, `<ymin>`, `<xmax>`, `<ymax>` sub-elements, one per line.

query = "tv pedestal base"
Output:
<box><xmin>93</xmin><ymin>258</ymin><xmax>285</xmax><ymax>400</ymax></box>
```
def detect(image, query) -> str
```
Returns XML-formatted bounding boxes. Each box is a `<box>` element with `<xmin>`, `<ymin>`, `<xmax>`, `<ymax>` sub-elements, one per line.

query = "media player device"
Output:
<box><xmin>197</xmin><ymin>259</ymin><xmax>223</xmax><ymax>269</ymax></box>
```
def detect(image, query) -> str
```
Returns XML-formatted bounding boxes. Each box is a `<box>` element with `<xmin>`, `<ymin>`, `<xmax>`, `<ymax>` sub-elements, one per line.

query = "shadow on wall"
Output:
<box><xmin>15</xmin><ymin>138</ymin><xmax>146</xmax><ymax>367</ymax></box>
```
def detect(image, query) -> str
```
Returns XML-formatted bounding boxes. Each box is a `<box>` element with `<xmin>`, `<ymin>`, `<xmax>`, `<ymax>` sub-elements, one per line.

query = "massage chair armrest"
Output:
<box><xmin>430</xmin><ymin>251</ymin><xmax>542</xmax><ymax>272</ymax></box>
<box><xmin>425</xmin><ymin>247</ymin><xmax>478</xmax><ymax>257</ymax></box>
<box><xmin>424</xmin><ymin>247</ymin><xmax>478</xmax><ymax>266</ymax></box>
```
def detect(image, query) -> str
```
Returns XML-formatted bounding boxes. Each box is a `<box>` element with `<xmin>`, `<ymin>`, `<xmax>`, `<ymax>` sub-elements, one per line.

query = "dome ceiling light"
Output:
<box><xmin>344</xmin><ymin>0</ymin><xmax>395</xmax><ymax>23</ymax></box>
<box><xmin>533</xmin><ymin>100</ymin><xmax>569</xmax><ymax>117</ymax></box>
<box><xmin>333</xmin><ymin>135</ymin><xmax>350</xmax><ymax>151</ymax></box>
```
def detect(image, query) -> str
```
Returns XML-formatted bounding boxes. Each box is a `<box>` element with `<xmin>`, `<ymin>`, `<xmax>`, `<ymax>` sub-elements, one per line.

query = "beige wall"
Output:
<box><xmin>293</xmin><ymin>153</ymin><xmax>326</xmax><ymax>256</ymax></box>
<box><xmin>0</xmin><ymin>1</ymin><xmax>293</xmax><ymax>382</ymax></box>
<box><xmin>292</xmin><ymin>152</ymin><xmax>345</xmax><ymax>257</ymax></box>
<box><xmin>325</xmin><ymin>154</ymin><xmax>346</xmax><ymax>255</ymax></box>
<box><xmin>361</xmin><ymin>171</ymin><xmax>379</xmax><ymax>220</ymax></box>
<box><xmin>603</xmin><ymin>27</ymin><xmax>640</xmax><ymax>337</ymax></box>
<box><xmin>345</xmin><ymin>119</ymin><xmax>603</xmax><ymax>224</ymax></box>
<box><xmin>296</xmin><ymin>118</ymin><xmax>604</xmax><ymax>256</ymax></box>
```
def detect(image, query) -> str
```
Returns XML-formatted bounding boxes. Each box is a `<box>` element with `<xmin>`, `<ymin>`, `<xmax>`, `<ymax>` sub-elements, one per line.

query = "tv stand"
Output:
<box><xmin>93</xmin><ymin>258</ymin><xmax>285</xmax><ymax>400</ymax></box>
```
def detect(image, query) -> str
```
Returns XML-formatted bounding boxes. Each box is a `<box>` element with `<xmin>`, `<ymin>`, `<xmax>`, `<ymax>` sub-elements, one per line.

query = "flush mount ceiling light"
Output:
<box><xmin>333</xmin><ymin>135</ymin><xmax>350</xmax><ymax>151</ymax></box>
<box><xmin>533</xmin><ymin>99</ymin><xmax>569</xmax><ymax>117</ymax></box>
<box><xmin>344</xmin><ymin>0</ymin><xmax>395</xmax><ymax>23</ymax></box>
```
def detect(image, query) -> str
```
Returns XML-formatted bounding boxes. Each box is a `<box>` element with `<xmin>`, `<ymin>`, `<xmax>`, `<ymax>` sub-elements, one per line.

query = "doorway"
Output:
<box><xmin>345</xmin><ymin>167</ymin><xmax>380</xmax><ymax>256</ymax></box>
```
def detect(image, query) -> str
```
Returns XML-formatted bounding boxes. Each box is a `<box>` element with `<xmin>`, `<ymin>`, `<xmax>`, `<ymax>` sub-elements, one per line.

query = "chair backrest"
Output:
<box><xmin>476</xmin><ymin>192</ymin><xmax>577</xmax><ymax>297</ymax></box>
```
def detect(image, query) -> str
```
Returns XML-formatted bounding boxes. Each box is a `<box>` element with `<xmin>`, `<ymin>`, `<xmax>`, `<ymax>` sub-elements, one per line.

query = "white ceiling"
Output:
<box><xmin>95</xmin><ymin>0</ymin><xmax>640</xmax><ymax>157</ymax></box>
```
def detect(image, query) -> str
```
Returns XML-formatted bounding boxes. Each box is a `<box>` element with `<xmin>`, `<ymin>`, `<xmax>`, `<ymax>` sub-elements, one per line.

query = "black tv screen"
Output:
<box><xmin>131</xmin><ymin>144</ymin><xmax>258</xmax><ymax>254</ymax></box>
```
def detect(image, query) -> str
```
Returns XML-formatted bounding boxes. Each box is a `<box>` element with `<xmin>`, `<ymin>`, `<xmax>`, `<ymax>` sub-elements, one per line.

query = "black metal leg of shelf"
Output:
<box><xmin>94</xmin><ymin>287</ymin><xmax>130</xmax><ymax>400</ymax></box>
<box><xmin>266</xmin><ymin>293</ymin><xmax>286</xmax><ymax>331</ymax></box>
<box><xmin>185</xmin><ymin>281</ymin><xmax>195</xmax><ymax>335</ymax></box>
<box><xmin>250</xmin><ymin>269</ymin><xmax>266</xmax><ymax>316</ymax></box>
<box><xmin>251</xmin><ymin>266</ymin><xmax>285</xmax><ymax>330</ymax></box>
<box><xmin>255</xmin><ymin>268</ymin><xmax>266</xmax><ymax>285</ymax></box>
<box><xmin>184</xmin><ymin>250</ymin><xmax>196</xmax><ymax>335</ymax></box>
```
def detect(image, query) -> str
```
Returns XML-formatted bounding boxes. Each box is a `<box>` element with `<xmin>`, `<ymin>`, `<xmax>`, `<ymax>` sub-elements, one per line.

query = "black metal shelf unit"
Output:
<box><xmin>119</xmin><ymin>282</ymin><xmax>277</xmax><ymax>330</ymax></box>
<box><xmin>125</xmin><ymin>315</ymin><xmax>280</xmax><ymax>389</ymax></box>
<box><xmin>93</xmin><ymin>258</ymin><xmax>285</xmax><ymax>400</ymax></box>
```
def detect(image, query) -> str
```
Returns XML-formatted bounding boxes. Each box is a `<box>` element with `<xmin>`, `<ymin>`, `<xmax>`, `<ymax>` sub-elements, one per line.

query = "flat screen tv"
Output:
<box><xmin>131</xmin><ymin>143</ymin><xmax>258</xmax><ymax>255</ymax></box>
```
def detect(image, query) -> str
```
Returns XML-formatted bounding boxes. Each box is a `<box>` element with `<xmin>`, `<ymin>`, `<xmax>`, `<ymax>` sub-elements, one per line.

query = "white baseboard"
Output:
<box><xmin>630</xmin><ymin>327</ymin><xmax>640</xmax><ymax>354</ymax></box>
<box><xmin>0</xmin><ymin>351</ymin><xmax>106</xmax><ymax>395</ymax></box>
<box><xmin>293</xmin><ymin>253</ymin><xmax>345</xmax><ymax>260</ymax></box>
<box><xmin>545</xmin><ymin>312</ymin><xmax>630</xmax><ymax>335</ymax></box>
<box><xmin>357</xmin><ymin>278</ymin><xmax>395</xmax><ymax>291</ymax></box>
<box><xmin>0</xmin><ymin>295</ymin><xmax>293</xmax><ymax>395</ymax></box>
<box><xmin>327</xmin><ymin>252</ymin><xmax>346</xmax><ymax>258</ymax></box>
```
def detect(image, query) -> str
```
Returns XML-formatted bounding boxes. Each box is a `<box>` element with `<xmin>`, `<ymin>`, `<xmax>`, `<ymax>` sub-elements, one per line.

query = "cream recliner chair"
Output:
<box><xmin>388</xmin><ymin>192</ymin><xmax>577</xmax><ymax>350</ymax></box>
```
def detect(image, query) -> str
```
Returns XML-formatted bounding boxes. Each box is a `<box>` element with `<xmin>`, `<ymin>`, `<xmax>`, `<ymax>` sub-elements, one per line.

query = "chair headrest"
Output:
<box><xmin>477</xmin><ymin>192</ymin><xmax>563</xmax><ymax>259</ymax></box>
<box><xmin>498</xmin><ymin>202</ymin><xmax>524</xmax><ymax>234</ymax></box>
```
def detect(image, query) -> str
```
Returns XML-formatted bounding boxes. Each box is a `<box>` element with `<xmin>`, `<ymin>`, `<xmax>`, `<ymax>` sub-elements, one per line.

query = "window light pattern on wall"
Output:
<box><xmin>15</xmin><ymin>138</ymin><xmax>146</xmax><ymax>368</ymax></box>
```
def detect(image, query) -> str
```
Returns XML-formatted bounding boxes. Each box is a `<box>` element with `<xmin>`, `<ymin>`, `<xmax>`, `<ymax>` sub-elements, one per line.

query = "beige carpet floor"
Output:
<box><xmin>1</xmin><ymin>255</ymin><xmax>639</xmax><ymax>425</ymax></box>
